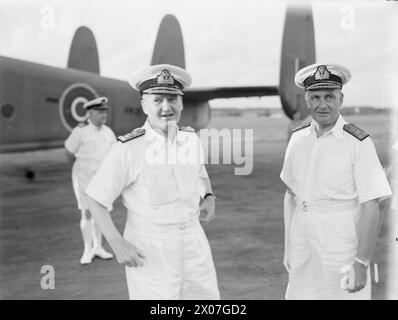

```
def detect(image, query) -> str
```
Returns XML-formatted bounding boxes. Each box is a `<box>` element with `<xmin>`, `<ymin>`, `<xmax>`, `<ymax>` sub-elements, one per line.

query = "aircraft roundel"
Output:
<box><xmin>59</xmin><ymin>83</ymin><xmax>98</xmax><ymax>132</ymax></box>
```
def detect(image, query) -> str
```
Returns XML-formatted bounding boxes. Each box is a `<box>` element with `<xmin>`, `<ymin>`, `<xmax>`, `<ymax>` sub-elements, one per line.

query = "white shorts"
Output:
<box><xmin>286</xmin><ymin>202</ymin><xmax>371</xmax><ymax>300</ymax></box>
<box><xmin>71</xmin><ymin>162</ymin><xmax>96</xmax><ymax>211</ymax></box>
<box><xmin>123</xmin><ymin>214</ymin><xmax>220</xmax><ymax>300</ymax></box>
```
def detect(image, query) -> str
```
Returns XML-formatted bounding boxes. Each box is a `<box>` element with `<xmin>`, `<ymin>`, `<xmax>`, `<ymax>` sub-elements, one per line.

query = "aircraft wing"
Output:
<box><xmin>184</xmin><ymin>86</ymin><xmax>279</xmax><ymax>101</ymax></box>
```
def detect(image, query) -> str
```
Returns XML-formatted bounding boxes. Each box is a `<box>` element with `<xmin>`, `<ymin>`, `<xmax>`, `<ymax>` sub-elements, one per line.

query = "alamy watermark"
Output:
<box><xmin>40</xmin><ymin>265</ymin><xmax>55</xmax><ymax>290</ymax></box>
<box><xmin>340</xmin><ymin>5</ymin><xmax>355</xmax><ymax>30</ymax></box>
<box><xmin>40</xmin><ymin>5</ymin><xmax>55</xmax><ymax>31</ymax></box>
<box><xmin>144</xmin><ymin>121</ymin><xmax>253</xmax><ymax>175</ymax></box>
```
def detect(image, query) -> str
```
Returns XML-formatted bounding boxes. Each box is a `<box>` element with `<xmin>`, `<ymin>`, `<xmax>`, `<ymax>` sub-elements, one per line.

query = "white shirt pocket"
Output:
<box><xmin>138</xmin><ymin>164</ymin><xmax>178</xmax><ymax>205</ymax></box>
<box><xmin>176</xmin><ymin>163</ymin><xmax>200</xmax><ymax>197</ymax></box>
<box><xmin>319</xmin><ymin>155</ymin><xmax>353</xmax><ymax>191</ymax></box>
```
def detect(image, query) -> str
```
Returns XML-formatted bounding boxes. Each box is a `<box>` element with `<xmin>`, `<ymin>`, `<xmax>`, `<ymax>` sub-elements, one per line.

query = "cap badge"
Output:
<box><xmin>314</xmin><ymin>65</ymin><xmax>330</xmax><ymax>80</ymax></box>
<box><xmin>156</xmin><ymin>70</ymin><xmax>174</xmax><ymax>85</ymax></box>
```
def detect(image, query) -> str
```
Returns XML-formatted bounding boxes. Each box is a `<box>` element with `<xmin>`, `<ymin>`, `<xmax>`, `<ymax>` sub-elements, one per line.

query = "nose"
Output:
<box><xmin>161</xmin><ymin>98</ymin><xmax>171</xmax><ymax>111</ymax></box>
<box><xmin>318</xmin><ymin>97</ymin><xmax>328</xmax><ymax>109</ymax></box>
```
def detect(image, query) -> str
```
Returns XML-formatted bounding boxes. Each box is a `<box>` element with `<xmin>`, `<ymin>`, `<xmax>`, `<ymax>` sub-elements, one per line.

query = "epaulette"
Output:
<box><xmin>78</xmin><ymin>121</ymin><xmax>88</xmax><ymax>128</ymax></box>
<box><xmin>343</xmin><ymin>123</ymin><xmax>369</xmax><ymax>141</ymax></box>
<box><xmin>291</xmin><ymin>123</ymin><xmax>310</xmax><ymax>134</ymax></box>
<box><xmin>179</xmin><ymin>126</ymin><xmax>195</xmax><ymax>133</ymax></box>
<box><xmin>117</xmin><ymin>128</ymin><xmax>145</xmax><ymax>143</ymax></box>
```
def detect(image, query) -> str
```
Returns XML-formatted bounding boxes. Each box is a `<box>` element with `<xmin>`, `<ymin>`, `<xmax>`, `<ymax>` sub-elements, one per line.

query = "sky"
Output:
<box><xmin>0</xmin><ymin>0</ymin><xmax>397</xmax><ymax>109</ymax></box>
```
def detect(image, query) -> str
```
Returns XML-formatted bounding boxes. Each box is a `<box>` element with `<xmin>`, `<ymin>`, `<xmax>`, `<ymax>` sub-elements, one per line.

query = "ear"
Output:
<box><xmin>178</xmin><ymin>95</ymin><xmax>184</xmax><ymax>111</ymax></box>
<box><xmin>339</xmin><ymin>91</ymin><xmax>344</xmax><ymax>107</ymax></box>
<box><xmin>304</xmin><ymin>91</ymin><xmax>310</xmax><ymax>104</ymax></box>
<box><xmin>141</xmin><ymin>97</ymin><xmax>149</xmax><ymax>116</ymax></box>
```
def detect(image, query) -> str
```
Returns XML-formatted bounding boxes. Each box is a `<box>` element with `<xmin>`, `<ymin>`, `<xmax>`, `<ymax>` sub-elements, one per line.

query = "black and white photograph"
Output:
<box><xmin>0</xmin><ymin>0</ymin><xmax>397</xmax><ymax>303</ymax></box>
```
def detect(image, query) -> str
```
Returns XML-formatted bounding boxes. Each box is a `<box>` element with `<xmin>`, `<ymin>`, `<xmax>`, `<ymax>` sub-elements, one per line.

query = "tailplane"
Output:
<box><xmin>67</xmin><ymin>26</ymin><xmax>100</xmax><ymax>74</ymax></box>
<box><xmin>279</xmin><ymin>3</ymin><xmax>316</xmax><ymax>119</ymax></box>
<box><xmin>151</xmin><ymin>14</ymin><xmax>185</xmax><ymax>68</ymax></box>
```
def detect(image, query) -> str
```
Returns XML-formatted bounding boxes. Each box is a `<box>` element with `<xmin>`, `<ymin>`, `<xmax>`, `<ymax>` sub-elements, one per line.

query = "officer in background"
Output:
<box><xmin>86</xmin><ymin>64</ymin><xmax>220</xmax><ymax>300</ymax></box>
<box><xmin>280</xmin><ymin>63</ymin><xmax>392</xmax><ymax>299</ymax></box>
<box><xmin>65</xmin><ymin>97</ymin><xmax>116</xmax><ymax>264</ymax></box>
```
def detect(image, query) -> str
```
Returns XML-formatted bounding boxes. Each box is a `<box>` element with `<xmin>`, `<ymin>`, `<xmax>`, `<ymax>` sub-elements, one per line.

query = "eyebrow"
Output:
<box><xmin>309</xmin><ymin>93</ymin><xmax>336</xmax><ymax>97</ymax></box>
<box><xmin>152</xmin><ymin>94</ymin><xmax>178</xmax><ymax>99</ymax></box>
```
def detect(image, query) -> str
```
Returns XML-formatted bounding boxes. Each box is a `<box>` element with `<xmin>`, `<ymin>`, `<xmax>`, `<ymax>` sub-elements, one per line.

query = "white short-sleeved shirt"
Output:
<box><xmin>86</xmin><ymin>120</ymin><xmax>209</xmax><ymax>225</ymax></box>
<box><xmin>280</xmin><ymin>114</ymin><xmax>392</xmax><ymax>203</ymax></box>
<box><xmin>64</xmin><ymin>121</ymin><xmax>116</xmax><ymax>170</ymax></box>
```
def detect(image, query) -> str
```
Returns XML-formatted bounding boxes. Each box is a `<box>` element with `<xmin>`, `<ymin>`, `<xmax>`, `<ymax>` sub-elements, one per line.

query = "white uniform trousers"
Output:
<box><xmin>286</xmin><ymin>199</ymin><xmax>371</xmax><ymax>300</ymax></box>
<box><xmin>123</xmin><ymin>213</ymin><xmax>220</xmax><ymax>300</ymax></box>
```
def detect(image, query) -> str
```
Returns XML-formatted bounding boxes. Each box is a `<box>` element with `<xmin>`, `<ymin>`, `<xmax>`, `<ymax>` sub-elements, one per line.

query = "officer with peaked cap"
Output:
<box><xmin>280</xmin><ymin>63</ymin><xmax>392</xmax><ymax>299</ymax></box>
<box><xmin>86</xmin><ymin>64</ymin><xmax>220</xmax><ymax>300</ymax></box>
<box><xmin>65</xmin><ymin>96</ymin><xmax>116</xmax><ymax>264</ymax></box>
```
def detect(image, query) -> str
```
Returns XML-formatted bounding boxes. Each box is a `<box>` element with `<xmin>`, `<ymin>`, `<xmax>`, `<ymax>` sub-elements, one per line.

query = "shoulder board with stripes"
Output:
<box><xmin>343</xmin><ymin>123</ymin><xmax>369</xmax><ymax>141</ymax></box>
<box><xmin>117</xmin><ymin>128</ymin><xmax>145</xmax><ymax>143</ymax></box>
<box><xmin>179</xmin><ymin>126</ymin><xmax>195</xmax><ymax>133</ymax></box>
<box><xmin>178</xmin><ymin>126</ymin><xmax>195</xmax><ymax>132</ymax></box>
<box><xmin>291</xmin><ymin>123</ymin><xmax>311</xmax><ymax>134</ymax></box>
<box><xmin>78</xmin><ymin>121</ymin><xmax>88</xmax><ymax>128</ymax></box>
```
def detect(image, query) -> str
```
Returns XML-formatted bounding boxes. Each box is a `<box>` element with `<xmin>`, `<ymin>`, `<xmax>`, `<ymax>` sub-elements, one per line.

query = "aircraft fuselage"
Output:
<box><xmin>0</xmin><ymin>56</ymin><xmax>208</xmax><ymax>152</ymax></box>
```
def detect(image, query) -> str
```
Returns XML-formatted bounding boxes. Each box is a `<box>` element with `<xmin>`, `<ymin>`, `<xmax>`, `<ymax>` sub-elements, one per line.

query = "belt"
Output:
<box><xmin>295</xmin><ymin>198</ymin><xmax>358</xmax><ymax>214</ymax></box>
<box><xmin>126</xmin><ymin>212</ymin><xmax>200</xmax><ymax>239</ymax></box>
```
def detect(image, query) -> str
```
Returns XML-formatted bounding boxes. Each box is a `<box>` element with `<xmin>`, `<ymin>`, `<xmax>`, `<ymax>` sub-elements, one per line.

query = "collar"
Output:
<box><xmin>87</xmin><ymin>119</ymin><xmax>103</xmax><ymax>131</ymax></box>
<box><xmin>143</xmin><ymin>120</ymin><xmax>162</xmax><ymax>141</ymax></box>
<box><xmin>301</xmin><ymin>121</ymin><xmax>316</xmax><ymax>138</ymax></box>
<box><xmin>143</xmin><ymin>120</ymin><xmax>184</xmax><ymax>144</ymax></box>
<box><xmin>330</xmin><ymin>114</ymin><xmax>346</xmax><ymax>140</ymax></box>
<box><xmin>176</xmin><ymin>128</ymin><xmax>188</xmax><ymax>144</ymax></box>
<box><xmin>308</xmin><ymin>114</ymin><xmax>346</xmax><ymax>140</ymax></box>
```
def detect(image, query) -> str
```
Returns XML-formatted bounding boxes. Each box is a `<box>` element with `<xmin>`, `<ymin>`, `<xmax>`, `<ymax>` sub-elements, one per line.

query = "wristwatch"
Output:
<box><xmin>204</xmin><ymin>193</ymin><xmax>216</xmax><ymax>199</ymax></box>
<box><xmin>354</xmin><ymin>257</ymin><xmax>370</xmax><ymax>268</ymax></box>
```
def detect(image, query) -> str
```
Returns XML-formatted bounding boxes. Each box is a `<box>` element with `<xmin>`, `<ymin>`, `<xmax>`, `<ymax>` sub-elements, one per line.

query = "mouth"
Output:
<box><xmin>160</xmin><ymin>113</ymin><xmax>174</xmax><ymax>119</ymax></box>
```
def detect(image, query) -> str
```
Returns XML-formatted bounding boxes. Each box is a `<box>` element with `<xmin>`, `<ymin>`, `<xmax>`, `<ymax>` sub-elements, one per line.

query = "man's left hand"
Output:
<box><xmin>348</xmin><ymin>261</ymin><xmax>368</xmax><ymax>293</ymax></box>
<box><xmin>199</xmin><ymin>196</ymin><xmax>216</xmax><ymax>225</ymax></box>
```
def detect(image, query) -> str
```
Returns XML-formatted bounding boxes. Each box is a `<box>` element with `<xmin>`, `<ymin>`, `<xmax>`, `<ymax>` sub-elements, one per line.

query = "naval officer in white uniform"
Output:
<box><xmin>281</xmin><ymin>63</ymin><xmax>392</xmax><ymax>299</ymax></box>
<box><xmin>86</xmin><ymin>64</ymin><xmax>220</xmax><ymax>300</ymax></box>
<box><xmin>65</xmin><ymin>97</ymin><xmax>116</xmax><ymax>264</ymax></box>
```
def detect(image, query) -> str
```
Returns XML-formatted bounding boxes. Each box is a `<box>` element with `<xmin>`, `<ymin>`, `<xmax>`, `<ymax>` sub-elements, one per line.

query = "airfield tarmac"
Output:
<box><xmin>0</xmin><ymin>111</ymin><xmax>394</xmax><ymax>299</ymax></box>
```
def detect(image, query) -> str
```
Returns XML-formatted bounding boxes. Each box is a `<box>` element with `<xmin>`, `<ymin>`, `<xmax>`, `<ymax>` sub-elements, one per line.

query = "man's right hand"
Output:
<box><xmin>110</xmin><ymin>238</ymin><xmax>145</xmax><ymax>268</ymax></box>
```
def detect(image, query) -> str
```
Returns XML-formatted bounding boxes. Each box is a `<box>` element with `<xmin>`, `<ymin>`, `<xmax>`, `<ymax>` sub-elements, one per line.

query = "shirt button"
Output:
<box><xmin>180</xmin><ymin>224</ymin><xmax>186</xmax><ymax>230</ymax></box>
